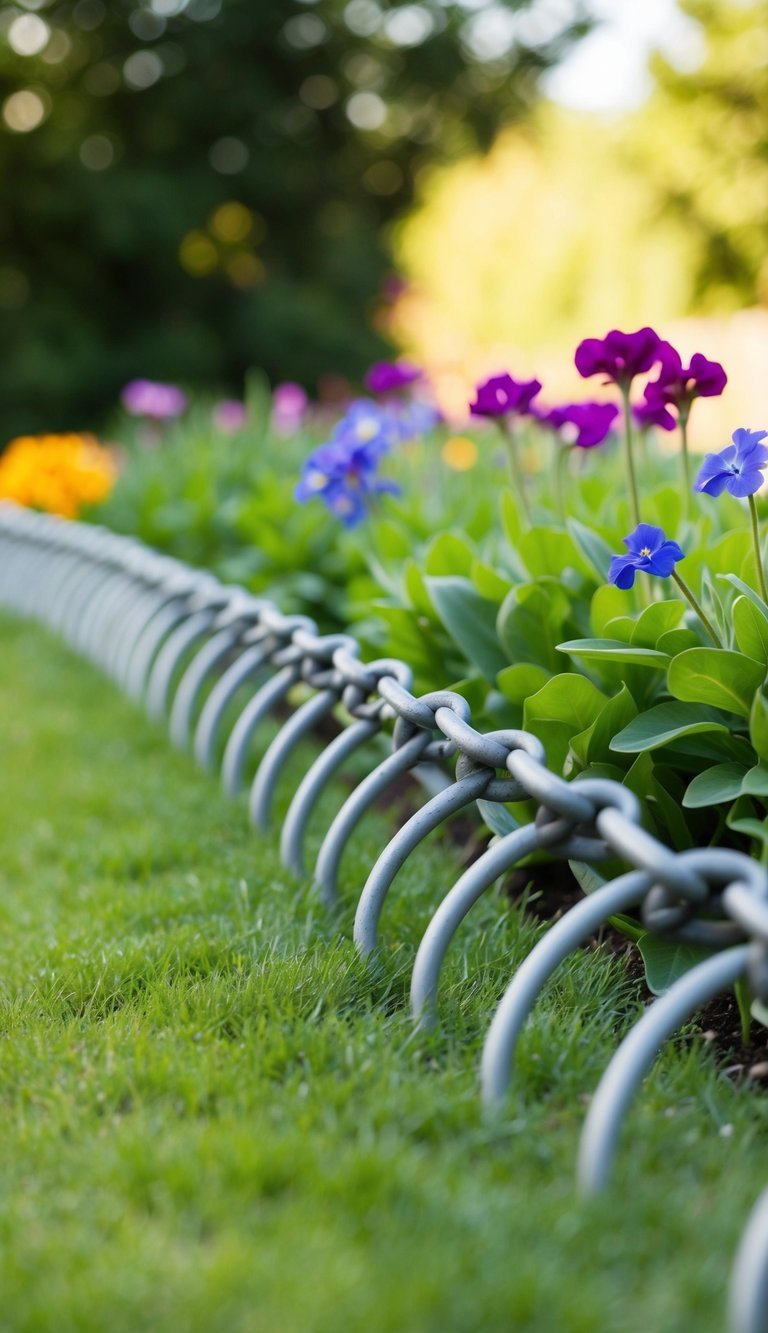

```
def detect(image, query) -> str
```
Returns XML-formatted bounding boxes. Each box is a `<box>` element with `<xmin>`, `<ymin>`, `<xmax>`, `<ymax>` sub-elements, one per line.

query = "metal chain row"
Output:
<box><xmin>1</xmin><ymin>499</ymin><xmax>766</xmax><ymax>1333</ymax></box>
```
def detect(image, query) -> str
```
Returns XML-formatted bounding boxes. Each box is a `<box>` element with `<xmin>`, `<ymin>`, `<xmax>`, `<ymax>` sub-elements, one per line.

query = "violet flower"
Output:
<box><xmin>364</xmin><ymin>361</ymin><xmax>422</xmax><ymax>395</ymax></box>
<box><xmin>646</xmin><ymin>344</ymin><xmax>727</xmax><ymax>415</ymax></box>
<box><xmin>295</xmin><ymin>400</ymin><xmax>402</xmax><ymax>527</ymax></box>
<box><xmin>544</xmin><ymin>401</ymin><xmax>619</xmax><ymax>448</ymax></box>
<box><xmin>575</xmin><ymin>328</ymin><xmax>663</xmax><ymax>387</ymax></box>
<box><xmin>213</xmin><ymin>400</ymin><xmax>248</xmax><ymax>433</ymax></box>
<box><xmin>694</xmin><ymin>428</ymin><xmax>768</xmax><ymax>498</ymax></box>
<box><xmin>469</xmin><ymin>372</ymin><xmax>542</xmax><ymax>419</ymax></box>
<box><xmin>632</xmin><ymin>398</ymin><xmax>676</xmax><ymax>432</ymax></box>
<box><xmin>608</xmin><ymin>523</ymin><xmax>685</xmax><ymax>590</ymax></box>
<box><xmin>121</xmin><ymin>379</ymin><xmax>187</xmax><ymax>420</ymax></box>
<box><xmin>272</xmin><ymin>382</ymin><xmax>308</xmax><ymax>434</ymax></box>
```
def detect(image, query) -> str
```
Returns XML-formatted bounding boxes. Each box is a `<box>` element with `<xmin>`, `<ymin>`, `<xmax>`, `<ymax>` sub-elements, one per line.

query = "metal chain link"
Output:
<box><xmin>2</xmin><ymin>500</ymin><xmax>768</xmax><ymax>1333</ymax></box>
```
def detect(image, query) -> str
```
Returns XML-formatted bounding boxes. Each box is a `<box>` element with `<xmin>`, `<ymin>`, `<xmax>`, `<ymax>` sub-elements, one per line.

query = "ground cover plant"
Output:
<box><xmin>2</xmin><ymin>611</ymin><xmax>768</xmax><ymax>1333</ymax></box>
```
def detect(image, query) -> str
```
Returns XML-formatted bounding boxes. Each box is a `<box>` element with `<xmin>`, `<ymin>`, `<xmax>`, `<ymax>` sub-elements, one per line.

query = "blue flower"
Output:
<box><xmin>694</xmin><ymin>427</ymin><xmax>768</xmax><ymax>498</ymax></box>
<box><xmin>295</xmin><ymin>410</ymin><xmax>400</xmax><ymax>528</ymax></box>
<box><xmin>608</xmin><ymin>523</ymin><xmax>685</xmax><ymax>590</ymax></box>
<box><xmin>330</xmin><ymin>399</ymin><xmax>402</xmax><ymax>460</ymax></box>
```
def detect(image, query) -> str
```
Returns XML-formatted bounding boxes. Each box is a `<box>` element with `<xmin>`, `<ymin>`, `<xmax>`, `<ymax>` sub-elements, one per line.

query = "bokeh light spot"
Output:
<box><xmin>79</xmin><ymin>133</ymin><xmax>114</xmax><ymax>170</ymax></box>
<box><xmin>208</xmin><ymin>136</ymin><xmax>249</xmax><ymax>174</ymax></box>
<box><xmin>3</xmin><ymin>89</ymin><xmax>48</xmax><ymax>133</ymax></box>
<box><xmin>344</xmin><ymin>0</ymin><xmax>381</xmax><ymax>38</ymax></box>
<box><xmin>346</xmin><ymin>91</ymin><xmax>386</xmax><ymax>131</ymax></box>
<box><xmin>299</xmin><ymin>74</ymin><xmax>337</xmax><ymax>110</ymax></box>
<box><xmin>363</xmin><ymin>159</ymin><xmax>403</xmax><ymax>194</ymax></box>
<box><xmin>383</xmin><ymin>5</ymin><xmax>433</xmax><ymax>47</ymax></box>
<box><xmin>8</xmin><ymin>14</ymin><xmax>50</xmax><ymax>56</ymax></box>
<box><xmin>123</xmin><ymin>50</ymin><xmax>164</xmax><ymax>89</ymax></box>
<box><xmin>226</xmin><ymin>252</ymin><xmax>264</xmax><ymax>287</ymax></box>
<box><xmin>209</xmin><ymin>201</ymin><xmax>252</xmax><ymax>244</ymax></box>
<box><xmin>282</xmin><ymin>14</ymin><xmax>326</xmax><ymax>48</ymax></box>
<box><xmin>441</xmin><ymin>436</ymin><xmax>478</xmax><ymax>471</ymax></box>
<box><xmin>179</xmin><ymin>230</ymin><xmax>218</xmax><ymax>275</ymax></box>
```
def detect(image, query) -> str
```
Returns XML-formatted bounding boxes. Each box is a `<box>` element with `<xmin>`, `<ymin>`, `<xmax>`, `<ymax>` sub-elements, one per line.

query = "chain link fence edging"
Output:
<box><xmin>1</xmin><ymin>499</ymin><xmax>767</xmax><ymax>1332</ymax></box>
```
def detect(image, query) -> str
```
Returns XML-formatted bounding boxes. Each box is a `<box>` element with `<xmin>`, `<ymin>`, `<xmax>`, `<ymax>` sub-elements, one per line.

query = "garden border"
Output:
<box><xmin>1</xmin><ymin>498</ymin><xmax>767</xmax><ymax>1333</ymax></box>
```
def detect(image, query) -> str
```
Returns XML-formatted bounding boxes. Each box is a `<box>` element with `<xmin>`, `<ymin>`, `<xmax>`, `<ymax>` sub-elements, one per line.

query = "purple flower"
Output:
<box><xmin>469</xmin><ymin>372</ymin><xmax>542</xmax><ymax>419</ymax></box>
<box><xmin>213</xmin><ymin>400</ymin><xmax>248</xmax><ymax>433</ymax></box>
<box><xmin>272</xmin><ymin>382</ymin><xmax>308</xmax><ymax>434</ymax></box>
<box><xmin>608</xmin><ymin>523</ymin><xmax>685</xmax><ymax>590</ymax></box>
<box><xmin>544</xmin><ymin>401</ymin><xmax>619</xmax><ymax>448</ymax></box>
<box><xmin>694</xmin><ymin>427</ymin><xmax>768</xmax><ymax>498</ymax></box>
<box><xmin>642</xmin><ymin>344</ymin><xmax>727</xmax><ymax>425</ymax></box>
<box><xmin>575</xmin><ymin>328</ymin><xmax>663</xmax><ymax>387</ymax></box>
<box><xmin>121</xmin><ymin>379</ymin><xmax>187</xmax><ymax>420</ymax></box>
<box><xmin>364</xmin><ymin>361</ymin><xmax>423</xmax><ymax>395</ymax></box>
<box><xmin>632</xmin><ymin>398</ymin><xmax>676</xmax><ymax>432</ymax></box>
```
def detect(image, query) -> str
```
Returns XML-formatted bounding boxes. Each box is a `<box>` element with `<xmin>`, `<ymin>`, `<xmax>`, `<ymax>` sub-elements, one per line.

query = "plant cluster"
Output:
<box><xmin>0</xmin><ymin>432</ymin><xmax>116</xmax><ymax>518</ymax></box>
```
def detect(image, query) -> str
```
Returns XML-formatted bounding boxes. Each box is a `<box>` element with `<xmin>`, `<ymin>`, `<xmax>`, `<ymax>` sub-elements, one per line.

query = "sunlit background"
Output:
<box><xmin>0</xmin><ymin>0</ymin><xmax>765</xmax><ymax>443</ymax></box>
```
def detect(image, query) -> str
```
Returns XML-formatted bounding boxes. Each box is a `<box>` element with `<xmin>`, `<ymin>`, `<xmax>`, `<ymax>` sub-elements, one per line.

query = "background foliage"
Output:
<box><xmin>0</xmin><ymin>0</ymin><xmax>588</xmax><ymax>435</ymax></box>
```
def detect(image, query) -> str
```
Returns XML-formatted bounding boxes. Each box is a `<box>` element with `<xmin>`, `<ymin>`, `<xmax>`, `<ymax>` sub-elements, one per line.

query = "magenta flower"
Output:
<box><xmin>469</xmin><ymin>372</ymin><xmax>542</xmax><ymax>419</ymax></box>
<box><xmin>213</xmin><ymin>400</ymin><xmax>248</xmax><ymax>433</ymax></box>
<box><xmin>608</xmin><ymin>523</ymin><xmax>685</xmax><ymax>590</ymax></box>
<box><xmin>544</xmin><ymin>401</ymin><xmax>619</xmax><ymax>448</ymax></box>
<box><xmin>272</xmin><ymin>382</ymin><xmax>308</xmax><ymax>435</ymax></box>
<box><xmin>642</xmin><ymin>344</ymin><xmax>727</xmax><ymax>424</ymax></box>
<box><xmin>121</xmin><ymin>379</ymin><xmax>187</xmax><ymax>420</ymax></box>
<box><xmin>632</xmin><ymin>398</ymin><xmax>675</xmax><ymax>432</ymax></box>
<box><xmin>694</xmin><ymin>428</ymin><xmax>768</xmax><ymax>498</ymax></box>
<box><xmin>575</xmin><ymin>328</ymin><xmax>663</xmax><ymax>388</ymax></box>
<box><xmin>364</xmin><ymin>361</ymin><xmax>423</xmax><ymax>395</ymax></box>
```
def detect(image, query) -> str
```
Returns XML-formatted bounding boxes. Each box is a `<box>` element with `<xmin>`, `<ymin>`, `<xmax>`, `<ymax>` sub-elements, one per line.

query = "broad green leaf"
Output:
<box><xmin>403</xmin><ymin>559</ymin><xmax>435</xmax><ymax>618</ymax></box>
<box><xmin>718</xmin><ymin>572</ymin><xmax>768</xmax><ymax>619</ymax></box>
<box><xmin>556</xmin><ymin>638</ymin><xmax>670</xmax><ymax>668</ymax></box>
<box><xmin>500</xmin><ymin>488</ymin><xmax>525</xmax><ymax>552</ymax></box>
<box><xmin>682</xmin><ymin>762</ymin><xmax>747</xmax><ymax>808</ymax></box>
<box><xmin>566</xmin><ymin>518</ymin><xmax>614</xmax><ymax>581</ymax></box>
<box><xmin>629</xmin><ymin>600</ymin><xmax>685</xmax><ymax>647</ymax></box>
<box><xmin>611</xmin><ymin>701</ymin><xmax>733</xmax><ymax>753</ymax></box>
<box><xmin>581</xmin><ymin>685</ymin><xmax>638</xmax><ymax>766</ymax></box>
<box><xmin>496</xmin><ymin>662</ymin><xmax>550</xmax><ymax>706</ymax></box>
<box><xmin>470</xmin><ymin>558</ymin><xmax>514</xmax><ymax>602</ymax></box>
<box><xmin>476</xmin><ymin>799</ymin><xmax>519</xmax><ymax>838</ymax></box>
<box><xmin>656</xmin><ymin>628</ymin><xmax>700</xmax><ymax>656</ymax></box>
<box><xmin>741</xmin><ymin>762</ymin><xmax>768</xmax><ymax>797</ymax></box>
<box><xmin>667</xmin><ymin>648</ymin><xmax>765</xmax><ymax>718</ymax></box>
<box><xmin>424</xmin><ymin>532</ymin><xmax>475</xmax><ymax>578</ymax></box>
<box><xmin>728</xmin><ymin>812</ymin><xmax>768</xmax><ymax>849</ymax></box>
<box><xmin>750</xmin><ymin>686</ymin><xmax>768</xmax><ymax>761</ymax></box>
<box><xmin>568</xmin><ymin>861</ymin><xmax>607</xmax><ymax>896</ymax></box>
<box><xmin>637</xmin><ymin>935</ymin><xmax>712</xmax><ymax>996</ymax></box>
<box><xmin>523</xmin><ymin>674</ymin><xmax>606</xmax><ymax>774</ymax></box>
<box><xmin>518</xmin><ymin>525</ymin><xmax>591</xmax><ymax>579</ymax></box>
<box><xmin>590</xmin><ymin>584</ymin><xmax>631</xmax><ymax>636</ymax></box>
<box><xmin>733</xmin><ymin>595</ymin><xmax>768</xmax><ymax>664</ymax></box>
<box><xmin>425</xmin><ymin>576</ymin><xmax>509</xmax><ymax>681</ymax></box>
<box><xmin>602</xmin><ymin>616</ymin><xmax>636</xmax><ymax>643</ymax></box>
<box><xmin>497</xmin><ymin>581</ymin><xmax>569</xmax><ymax>673</ymax></box>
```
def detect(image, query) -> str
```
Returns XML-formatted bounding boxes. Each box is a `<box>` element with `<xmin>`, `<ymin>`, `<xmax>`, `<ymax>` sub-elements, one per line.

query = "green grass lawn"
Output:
<box><xmin>1</xmin><ymin>613</ymin><xmax>766</xmax><ymax>1332</ymax></box>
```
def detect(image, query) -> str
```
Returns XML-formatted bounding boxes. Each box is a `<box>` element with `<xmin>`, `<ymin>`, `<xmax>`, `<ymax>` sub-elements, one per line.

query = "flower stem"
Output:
<box><xmin>554</xmin><ymin>442</ymin><xmax>569</xmax><ymax>523</ymax></box>
<box><xmin>500</xmin><ymin>420</ymin><xmax>532</xmax><ymax>525</ymax></box>
<box><xmin>679</xmin><ymin>407</ymin><xmax>692</xmax><ymax>517</ymax></box>
<box><xmin>749</xmin><ymin>493</ymin><xmax>768</xmax><ymax>603</ymax></box>
<box><xmin>671</xmin><ymin>570</ymin><xmax>722</xmax><ymax>647</ymax></box>
<box><xmin>619</xmin><ymin>385</ymin><xmax>641</xmax><ymax>527</ymax></box>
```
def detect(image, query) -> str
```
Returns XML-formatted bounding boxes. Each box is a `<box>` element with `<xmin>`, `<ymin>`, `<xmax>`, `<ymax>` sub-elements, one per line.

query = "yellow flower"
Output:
<box><xmin>0</xmin><ymin>433</ymin><xmax>117</xmax><ymax>518</ymax></box>
<box><xmin>441</xmin><ymin>435</ymin><xmax>478</xmax><ymax>471</ymax></box>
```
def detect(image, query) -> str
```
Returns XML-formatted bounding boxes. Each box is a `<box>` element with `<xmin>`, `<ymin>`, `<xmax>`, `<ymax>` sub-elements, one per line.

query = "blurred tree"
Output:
<box><xmin>626</xmin><ymin>0</ymin><xmax>768</xmax><ymax>313</ymax></box>
<box><xmin>0</xmin><ymin>0</ymin><xmax>589</xmax><ymax>434</ymax></box>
